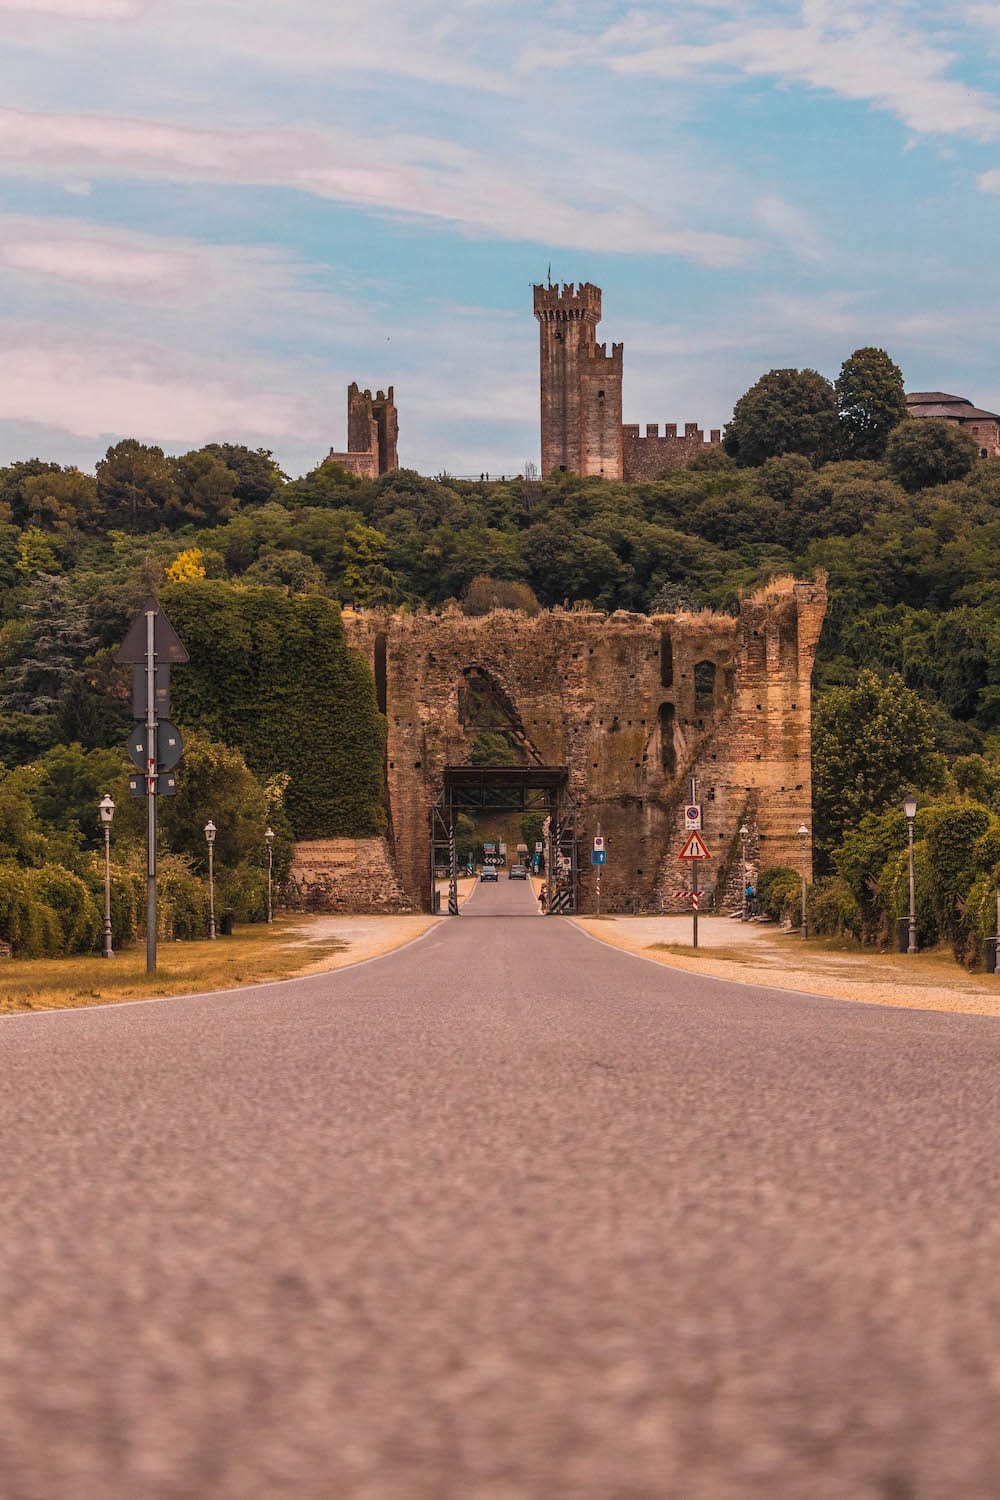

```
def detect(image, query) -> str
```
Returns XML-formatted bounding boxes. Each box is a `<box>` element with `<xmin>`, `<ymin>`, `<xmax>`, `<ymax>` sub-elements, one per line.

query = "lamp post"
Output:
<box><xmin>903</xmin><ymin>792</ymin><xmax>918</xmax><ymax>954</ymax></box>
<box><xmin>797</xmin><ymin>823</ymin><xmax>809</xmax><ymax>940</ymax></box>
<box><xmin>204</xmin><ymin>820</ymin><xmax>217</xmax><ymax>940</ymax></box>
<box><xmin>99</xmin><ymin>794</ymin><xmax>115</xmax><ymax>959</ymax></box>
<box><xmin>740</xmin><ymin>824</ymin><xmax>750</xmax><ymax>921</ymax></box>
<box><xmin>265</xmin><ymin>827</ymin><xmax>275</xmax><ymax>924</ymax></box>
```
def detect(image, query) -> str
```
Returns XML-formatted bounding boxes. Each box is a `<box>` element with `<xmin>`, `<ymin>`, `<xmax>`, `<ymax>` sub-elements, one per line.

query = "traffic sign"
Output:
<box><xmin>129</xmin><ymin>773</ymin><xmax>177</xmax><ymax>798</ymax></box>
<box><xmin>593</xmin><ymin>835</ymin><xmax>605</xmax><ymax>852</ymax></box>
<box><xmin>678</xmin><ymin>830</ymin><xmax>711</xmax><ymax>860</ymax></box>
<box><xmin>592</xmin><ymin>849</ymin><xmax>606</xmax><ymax>865</ymax></box>
<box><xmin>131</xmin><ymin>664</ymin><xmax>171</xmax><ymax>721</ymax></box>
<box><xmin>535</xmin><ymin>842</ymin><xmax>543</xmax><ymax>853</ymax></box>
<box><xmin>684</xmin><ymin>804</ymin><xmax>702</xmax><ymax>830</ymax></box>
<box><xmin>114</xmin><ymin>597</ymin><xmax>189</xmax><ymax>665</ymax></box>
<box><xmin>127</xmin><ymin>722</ymin><xmax>184</xmax><ymax>773</ymax></box>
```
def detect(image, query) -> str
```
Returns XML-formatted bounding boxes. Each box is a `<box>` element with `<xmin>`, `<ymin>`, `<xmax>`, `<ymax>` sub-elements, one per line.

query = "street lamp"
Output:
<box><xmin>265</xmin><ymin>827</ymin><xmax>275</xmax><ymax>924</ymax></box>
<box><xmin>903</xmin><ymin>792</ymin><xmax>918</xmax><ymax>954</ymax></box>
<box><xmin>797</xmin><ymin>823</ymin><xmax>809</xmax><ymax>940</ymax></box>
<box><xmin>99</xmin><ymin>794</ymin><xmax>115</xmax><ymax>959</ymax></box>
<box><xmin>740</xmin><ymin>823</ymin><xmax>750</xmax><ymax>921</ymax></box>
<box><xmin>204</xmin><ymin>820</ymin><xmax>217</xmax><ymax>940</ymax></box>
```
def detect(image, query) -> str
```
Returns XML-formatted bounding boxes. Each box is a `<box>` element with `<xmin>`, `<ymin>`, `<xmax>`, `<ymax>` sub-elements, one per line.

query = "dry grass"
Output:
<box><xmin>0</xmin><ymin>918</ymin><xmax>347</xmax><ymax>1014</ymax></box>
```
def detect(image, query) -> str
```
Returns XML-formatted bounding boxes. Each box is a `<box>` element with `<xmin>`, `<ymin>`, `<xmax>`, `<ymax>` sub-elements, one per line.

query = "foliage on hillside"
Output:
<box><xmin>2</xmin><ymin>400</ymin><xmax>1000</xmax><ymax>961</ymax></box>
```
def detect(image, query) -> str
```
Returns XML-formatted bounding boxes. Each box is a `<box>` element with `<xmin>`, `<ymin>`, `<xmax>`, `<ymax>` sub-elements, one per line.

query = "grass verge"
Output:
<box><xmin>0</xmin><ymin>917</ymin><xmax>347</xmax><ymax>1014</ymax></box>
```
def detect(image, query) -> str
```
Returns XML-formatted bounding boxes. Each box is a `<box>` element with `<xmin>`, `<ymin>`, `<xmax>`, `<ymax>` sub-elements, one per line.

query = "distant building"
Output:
<box><xmin>533</xmin><ymin>281</ymin><xmax>720</xmax><ymax>481</ymax></box>
<box><xmin>906</xmin><ymin>392</ymin><xmax>1000</xmax><ymax>458</ymax></box>
<box><xmin>327</xmin><ymin>383</ymin><xmax>399</xmax><ymax>478</ymax></box>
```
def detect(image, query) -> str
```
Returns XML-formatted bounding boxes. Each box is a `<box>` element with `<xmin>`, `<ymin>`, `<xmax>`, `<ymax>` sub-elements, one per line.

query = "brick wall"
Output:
<box><xmin>346</xmin><ymin>575</ymin><xmax>826</xmax><ymax>914</ymax></box>
<box><xmin>622</xmin><ymin>423</ymin><xmax>723</xmax><ymax>481</ymax></box>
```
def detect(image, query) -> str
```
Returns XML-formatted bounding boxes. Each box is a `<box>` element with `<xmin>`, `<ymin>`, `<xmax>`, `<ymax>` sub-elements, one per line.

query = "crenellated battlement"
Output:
<box><xmin>621</xmin><ymin>420</ymin><xmax>722</xmax><ymax>481</ymax></box>
<box><xmin>535</xmin><ymin>279</ymin><xmax>719</xmax><ymax>482</ymax></box>
<box><xmin>534</xmin><ymin>281</ymin><xmax>603</xmax><ymax>323</ymax></box>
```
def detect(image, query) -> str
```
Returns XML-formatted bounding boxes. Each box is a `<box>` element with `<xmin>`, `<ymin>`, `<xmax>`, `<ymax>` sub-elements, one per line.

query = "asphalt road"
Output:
<box><xmin>3</xmin><ymin>895</ymin><xmax>1000</xmax><ymax>1498</ymax></box>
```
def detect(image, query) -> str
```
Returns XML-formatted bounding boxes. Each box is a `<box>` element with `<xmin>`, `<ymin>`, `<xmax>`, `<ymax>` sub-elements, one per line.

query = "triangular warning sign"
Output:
<box><xmin>114</xmin><ymin>597</ymin><xmax>189</xmax><ymax>665</ymax></box>
<box><xmin>679</xmin><ymin>830</ymin><xmax>711</xmax><ymax>860</ymax></box>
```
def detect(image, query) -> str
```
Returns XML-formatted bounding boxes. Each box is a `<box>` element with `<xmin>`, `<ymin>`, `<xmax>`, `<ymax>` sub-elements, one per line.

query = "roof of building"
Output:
<box><xmin>906</xmin><ymin>391</ymin><xmax>969</xmax><ymax>406</ymax></box>
<box><xmin>906</xmin><ymin>392</ymin><xmax>1000</xmax><ymax>423</ymax></box>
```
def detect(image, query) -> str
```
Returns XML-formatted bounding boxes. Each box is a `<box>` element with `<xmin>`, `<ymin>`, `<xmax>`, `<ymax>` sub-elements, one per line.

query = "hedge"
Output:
<box><xmin>162</xmin><ymin>582</ymin><xmax>386</xmax><ymax>839</ymax></box>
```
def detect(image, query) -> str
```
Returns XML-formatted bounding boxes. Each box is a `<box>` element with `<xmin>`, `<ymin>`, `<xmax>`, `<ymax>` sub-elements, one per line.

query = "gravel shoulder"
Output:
<box><xmin>572</xmin><ymin>914</ymin><xmax>1000</xmax><ymax>1017</ymax></box>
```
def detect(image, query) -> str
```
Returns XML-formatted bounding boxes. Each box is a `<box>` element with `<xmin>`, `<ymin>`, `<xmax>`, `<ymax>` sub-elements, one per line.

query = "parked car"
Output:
<box><xmin>480</xmin><ymin>866</ymin><xmax>499</xmax><ymax>882</ymax></box>
<box><xmin>508</xmin><ymin>864</ymin><xmax>528</xmax><ymax>880</ymax></box>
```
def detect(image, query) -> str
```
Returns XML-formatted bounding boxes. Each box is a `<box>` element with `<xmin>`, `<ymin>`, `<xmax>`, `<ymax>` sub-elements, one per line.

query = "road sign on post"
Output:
<box><xmin>678</xmin><ymin>831</ymin><xmax>711</xmax><ymax>861</ymax></box>
<box><xmin>684</xmin><ymin>805</ymin><xmax>702</xmax><ymax>830</ymax></box>
<box><xmin>114</xmin><ymin>597</ymin><xmax>188</xmax><ymax>974</ymax></box>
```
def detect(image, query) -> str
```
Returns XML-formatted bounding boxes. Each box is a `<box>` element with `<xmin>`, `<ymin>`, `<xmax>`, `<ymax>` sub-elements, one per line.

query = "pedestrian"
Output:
<box><xmin>745</xmin><ymin>880</ymin><xmax>755</xmax><ymax>917</ymax></box>
<box><xmin>538</xmin><ymin>881</ymin><xmax>547</xmax><ymax>912</ymax></box>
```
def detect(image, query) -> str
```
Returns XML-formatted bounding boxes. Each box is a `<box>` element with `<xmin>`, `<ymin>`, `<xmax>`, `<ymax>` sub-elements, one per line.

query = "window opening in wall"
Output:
<box><xmin>659</xmin><ymin>702</ymin><xmax>677</xmax><ymax>777</ymax></box>
<box><xmin>374</xmin><ymin>632</ymin><xmax>387</xmax><ymax>715</ymax></box>
<box><xmin>694</xmin><ymin>660</ymin><xmax>716</xmax><ymax>712</ymax></box>
<box><xmin>660</xmin><ymin>631</ymin><xmax>673</xmax><ymax>689</ymax></box>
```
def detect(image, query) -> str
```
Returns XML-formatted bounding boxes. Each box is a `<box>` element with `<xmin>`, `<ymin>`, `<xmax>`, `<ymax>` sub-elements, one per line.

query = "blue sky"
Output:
<box><xmin>0</xmin><ymin>0</ymin><xmax>999</xmax><ymax>477</ymax></box>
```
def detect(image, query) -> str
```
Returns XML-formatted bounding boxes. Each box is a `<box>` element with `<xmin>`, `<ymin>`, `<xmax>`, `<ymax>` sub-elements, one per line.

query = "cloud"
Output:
<box><xmin>0</xmin><ymin>0</ymin><xmax>137</xmax><ymax>13</ymax></box>
<box><xmin>601</xmin><ymin>3</ymin><xmax>1000</xmax><ymax>142</ymax></box>
<box><xmin>0</xmin><ymin>333</ymin><xmax>312</xmax><ymax>447</ymax></box>
<box><xmin>0</xmin><ymin>106</ymin><xmax>751</xmax><ymax>264</ymax></box>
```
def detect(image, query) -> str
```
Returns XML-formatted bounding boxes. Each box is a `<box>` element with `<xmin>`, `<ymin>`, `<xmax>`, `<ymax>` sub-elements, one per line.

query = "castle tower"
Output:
<box><xmin>328</xmin><ymin>383</ymin><xmax>399</xmax><ymax>478</ymax></box>
<box><xmin>533</xmin><ymin>281</ymin><xmax>623</xmax><ymax>480</ymax></box>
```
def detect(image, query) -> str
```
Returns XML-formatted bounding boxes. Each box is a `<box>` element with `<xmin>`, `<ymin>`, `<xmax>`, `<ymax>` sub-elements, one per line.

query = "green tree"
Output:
<box><xmin>812</xmin><ymin>670</ymin><xmax>944</xmax><ymax>860</ymax></box>
<box><xmin>835</xmin><ymin>347</ymin><xmax>908</xmax><ymax>460</ymax></box>
<box><xmin>157</xmin><ymin>731</ymin><xmax>270</xmax><ymax>872</ymax></box>
<box><xmin>243</xmin><ymin>549</ymin><xmax>326</xmax><ymax>594</ymax></box>
<box><xmin>723</xmin><ymin>368</ymin><xmax>839</xmax><ymax>468</ymax></box>
<box><xmin>96</xmin><ymin>439</ymin><xmax>178</xmax><ymax>532</ymax></box>
<box><xmin>203</xmin><ymin>444</ymin><xmax>285</xmax><ymax>506</ymax></box>
<box><xmin>340</xmin><ymin>524</ymin><xmax>399</xmax><ymax>605</ymax></box>
<box><xmin>462</xmin><ymin>575</ymin><xmax>540</xmax><ymax>615</ymax></box>
<box><xmin>168</xmin><ymin>449</ymin><xmax>240</xmax><ymax>527</ymax></box>
<box><xmin>21</xmin><ymin>469</ymin><xmax>103</xmax><ymax>532</ymax></box>
<box><xmin>885</xmin><ymin>418</ymin><xmax>978</xmax><ymax>493</ymax></box>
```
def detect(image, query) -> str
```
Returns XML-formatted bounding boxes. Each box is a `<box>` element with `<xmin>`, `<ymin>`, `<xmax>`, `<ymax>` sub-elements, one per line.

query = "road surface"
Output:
<box><xmin>2</xmin><ymin>885</ymin><xmax>1000</xmax><ymax>1497</ymax></box>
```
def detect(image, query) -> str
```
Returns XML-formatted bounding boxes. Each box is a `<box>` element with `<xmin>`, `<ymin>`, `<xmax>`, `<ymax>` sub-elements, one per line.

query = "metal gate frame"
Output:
<box><xmin>429</xmin><ymin>766</ymin><xmax>579</xmax><ymax>915</ymax></box>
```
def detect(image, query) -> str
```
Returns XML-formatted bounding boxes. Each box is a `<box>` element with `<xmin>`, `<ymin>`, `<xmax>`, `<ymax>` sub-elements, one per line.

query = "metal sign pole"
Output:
<box><xmin>689</xmin><ymin>775</ymin><xmax>699</xmax><ymax>949</ymax></box>
<box><xmin>145</xmin><ymin>607</ymin><xmax>158</xmax><ymax>973</ymax></box>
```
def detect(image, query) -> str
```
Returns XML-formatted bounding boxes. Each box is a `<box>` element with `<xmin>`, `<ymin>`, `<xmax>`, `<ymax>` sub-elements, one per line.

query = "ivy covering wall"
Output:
<box><xmin>162</xmin><ymin>582</ymin><xmax>387</xmax><ymax>838</ymax></box>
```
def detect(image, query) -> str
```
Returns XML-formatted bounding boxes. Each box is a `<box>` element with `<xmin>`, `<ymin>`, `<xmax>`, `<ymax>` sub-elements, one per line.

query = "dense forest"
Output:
<box><xmin>4</xmin><ymin>349</ymin><xmax>1000</xmax><ymax>961</ymax></box>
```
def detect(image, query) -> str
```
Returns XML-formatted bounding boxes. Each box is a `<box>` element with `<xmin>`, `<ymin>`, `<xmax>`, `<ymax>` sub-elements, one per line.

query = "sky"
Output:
<box><xmin>1</xmin><ymin>1</ymin><xmax>1000</xmax><ymax>478</ymax></box>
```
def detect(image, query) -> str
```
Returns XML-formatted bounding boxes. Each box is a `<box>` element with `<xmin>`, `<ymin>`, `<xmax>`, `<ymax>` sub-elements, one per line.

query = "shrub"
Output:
<box><xmin>806</xmin><ymin>876</ymin><xmax>863</xmax><ymax>940</ymax></box>
<box><xmin>757</xmin><ymin>866</ymin><xmax>802</xmax><ymax>923</ymax></box>
<box><xmin>25</xmin><ymin>864</ymin><xmax>102</xmax><ymax>953</ymax></box>
<box><xmin>0</xmin><ymin>861</ymin><xmax>63</xmax><ymax>956</ymax></box>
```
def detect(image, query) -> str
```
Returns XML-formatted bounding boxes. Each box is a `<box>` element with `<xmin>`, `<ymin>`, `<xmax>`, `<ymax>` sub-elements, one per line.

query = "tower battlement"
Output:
<box><xmin>534</xmin><ymin>280</ymin><xmax>719</xmax><ymax>482</ymax></box>
<box><xmin>533</xmin><ymin>281</ymin><xmax>603</xmax><ymax>322</ymax></box>
<box><xmin>327</xmin><ymin>383</ymin><xmax>399</xmax><ymax>479</ymax></box>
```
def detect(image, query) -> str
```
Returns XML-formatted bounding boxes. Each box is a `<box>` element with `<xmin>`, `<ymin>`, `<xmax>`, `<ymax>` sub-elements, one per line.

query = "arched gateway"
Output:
<box><xmin>344</xmin><ymin>575</ymin><xmax>826</xmax><ymax>916</ymax></box>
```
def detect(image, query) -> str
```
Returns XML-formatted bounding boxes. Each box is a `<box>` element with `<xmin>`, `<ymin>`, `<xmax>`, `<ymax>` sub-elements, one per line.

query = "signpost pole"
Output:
<box><xmin>595</xmin><ymin>823</ymin><xmax>601</xmax><ymax>917</ymax></box>
<box><xmin>145</xmin><ymin>607</ymin><xmax>158</xmax><ymax>974</ymax></box>
<box><xmin>689</xmin><ymin>775</ymin><xmax>699</xmax><ymax>949</ymax></box>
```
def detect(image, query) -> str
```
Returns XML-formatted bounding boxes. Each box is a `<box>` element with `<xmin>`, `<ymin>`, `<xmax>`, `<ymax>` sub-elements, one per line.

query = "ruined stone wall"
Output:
<box><xmin>345</xmin><ymin>575</ymin><xmax>826</xmax><ymax>914</ymax></box>
<box><xmin>622</xmin><ymin>423</ymin><xmax>723</xmax><ymax>481</ymax></box>
<box><xmin>286</xmin><ymin>837</ymin><xmax>413</xmax><ymax>913</ymax></box>
<box><xmin>327</xmin><ymin>382</ymin><xmax>399</xmax><ymax>478</ymax></box>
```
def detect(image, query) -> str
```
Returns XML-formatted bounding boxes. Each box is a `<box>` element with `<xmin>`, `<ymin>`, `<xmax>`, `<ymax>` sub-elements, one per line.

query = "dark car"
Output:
<box><xmin>508</xmin><ymin>865</ymin><xmax>528</xmax><ymax>880</ymax></box>
<box><xmin>480</xmin><ymin>866</ymin><xmax>499</xmax><ymax>882</ymax></box>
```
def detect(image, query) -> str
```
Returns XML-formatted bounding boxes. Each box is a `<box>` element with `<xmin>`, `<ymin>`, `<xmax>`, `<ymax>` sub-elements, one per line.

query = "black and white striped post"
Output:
<box><xmin>448</xmin><ymin>822</ymin><xmax>460</xmax><ymax>915</ymax></box>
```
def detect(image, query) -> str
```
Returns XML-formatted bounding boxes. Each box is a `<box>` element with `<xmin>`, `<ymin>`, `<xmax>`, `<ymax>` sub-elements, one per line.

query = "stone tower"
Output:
<box><xmin>534</xmin><ymin>281</ymin><xmax>623</xmax><ymax>479</ymax></box>
<box><xmin>327</xmin><ymin>383</ymin><xmax>399</xmax><ymax>478</ymax></box>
